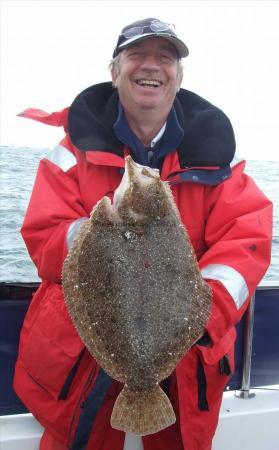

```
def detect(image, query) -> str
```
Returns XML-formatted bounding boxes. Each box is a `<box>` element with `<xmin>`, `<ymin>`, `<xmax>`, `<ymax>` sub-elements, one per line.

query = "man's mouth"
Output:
<box><xmin>135</xmin><ymin>79</ymin><xmax>163</xmax><ymax>88</ymax></box>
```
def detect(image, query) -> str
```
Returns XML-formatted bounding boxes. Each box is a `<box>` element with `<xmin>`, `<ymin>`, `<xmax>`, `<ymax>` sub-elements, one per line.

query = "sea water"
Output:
<box><xmin>0</xmin><ymin>146</ymin><xmax>278</xmax><ymax>283</ymax></box>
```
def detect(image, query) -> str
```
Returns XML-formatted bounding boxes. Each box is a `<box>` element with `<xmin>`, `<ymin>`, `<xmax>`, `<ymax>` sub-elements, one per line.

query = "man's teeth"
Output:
<box><xmin>136</xmin><ymin>80</ymin><xmax>162</xmax><ymax>87</ymax></box>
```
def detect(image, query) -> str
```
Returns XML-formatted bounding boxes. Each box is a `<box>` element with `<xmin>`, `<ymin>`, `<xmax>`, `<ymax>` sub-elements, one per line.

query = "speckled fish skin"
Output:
<box><xmin>62</xmin><ymin>156</ymin><xmax>212</xmax><ymax>436</ymax></box>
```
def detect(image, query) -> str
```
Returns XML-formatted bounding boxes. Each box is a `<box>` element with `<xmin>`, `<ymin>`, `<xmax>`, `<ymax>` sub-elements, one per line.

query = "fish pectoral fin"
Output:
<box><xmin>110</xmin><ymin>384</ymin><xmax>176</xmax><ymax>436</ymax></box>
<box><xmin>91</xmin><ymin>196</ymin><xmax>119</xmax><ymax>224</ymax></box>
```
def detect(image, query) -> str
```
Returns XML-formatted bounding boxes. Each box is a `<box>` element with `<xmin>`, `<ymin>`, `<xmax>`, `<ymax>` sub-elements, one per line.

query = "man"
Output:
<box><xmin>14</xmin><ymin>18</ymin><xmax>272</xmax><ymax>450</ymax></box>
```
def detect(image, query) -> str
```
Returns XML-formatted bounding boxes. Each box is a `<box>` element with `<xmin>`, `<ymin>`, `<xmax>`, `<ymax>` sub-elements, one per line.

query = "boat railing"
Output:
<box><xmin>236</xmin><ymin>280</ymin><xmax>279</xmax><ymax>399</ymax></box>
<box><xmin>0</xmin><ymin>280</ymin><xmax>279</xmax><ymax>415</ymax></box>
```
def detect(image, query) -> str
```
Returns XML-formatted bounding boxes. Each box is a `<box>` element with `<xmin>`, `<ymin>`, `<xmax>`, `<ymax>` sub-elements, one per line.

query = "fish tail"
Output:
<box><xmin>111</xmin><ymin>384</ymin><xmax>176</xmax><ymax>436</ymax></box>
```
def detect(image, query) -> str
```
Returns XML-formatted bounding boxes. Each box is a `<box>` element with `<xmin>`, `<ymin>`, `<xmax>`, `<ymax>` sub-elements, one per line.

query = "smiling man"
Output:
<box><xmin>14</xmin><ymin>17</ymin><xmax>272</xmax><ymax>450</ymax></box>
<box><xmin>111</xmin><ymin>36</ymin><xmax>183</xmax><ymax>146</ymax></box>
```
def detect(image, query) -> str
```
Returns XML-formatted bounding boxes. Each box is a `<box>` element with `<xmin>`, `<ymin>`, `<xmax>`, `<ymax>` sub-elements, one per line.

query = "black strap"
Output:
<box><xmin>70</xmin><ymin>368</ymin><xmax>113</xmax><ymax>450</ymax></box>
<box><xmin>58</xmin><ymin>349</ymin><xmax>85</xmax><ymax>400</ymax></box>
<box><xmin>197</xmin><ymin>357</ymin><xmax>209</xmax><ymax>411</ymax></box>
<box><xmin>195</xmin><ymin>332</ymin><xmax>212</xmax><ymax>347</ymax></box>
<box><xmin>219</xmin><ymin>355</ymin><xmax>231</xmax><ymax>376</ymax></box>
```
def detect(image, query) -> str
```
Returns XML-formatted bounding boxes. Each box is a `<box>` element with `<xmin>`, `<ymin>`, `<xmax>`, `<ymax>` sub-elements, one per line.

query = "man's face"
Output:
<box><xmin>111</xmin><ymin>37</ymin><xmax>182</xmax><ymax>116</ymax></box>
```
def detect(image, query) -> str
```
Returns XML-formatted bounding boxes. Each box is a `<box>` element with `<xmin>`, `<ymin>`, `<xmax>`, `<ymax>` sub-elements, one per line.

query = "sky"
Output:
<box><xmin>1</xmin><ymin>0</ymin><xmax>279</xmax><ymax>161</ymax></box>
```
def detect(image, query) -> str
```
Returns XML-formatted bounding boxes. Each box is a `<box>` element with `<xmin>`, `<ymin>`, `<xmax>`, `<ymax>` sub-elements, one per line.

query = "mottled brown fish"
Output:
<box><xmin>62</xmin><ymin>156</ymin><xmax>211</xmax><ymax>436</ymax></box>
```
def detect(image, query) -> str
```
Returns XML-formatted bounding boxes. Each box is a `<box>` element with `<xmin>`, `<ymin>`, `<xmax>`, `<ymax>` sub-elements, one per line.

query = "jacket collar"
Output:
<box><xmin>113</xmin><ymin>102</ymin><xmax>184</xmax><ymax>169</ymax></box>
<box><xmin>68</xmin><ymin>82</ymin><xmax>235</xmax><ymax>169</ymax></box>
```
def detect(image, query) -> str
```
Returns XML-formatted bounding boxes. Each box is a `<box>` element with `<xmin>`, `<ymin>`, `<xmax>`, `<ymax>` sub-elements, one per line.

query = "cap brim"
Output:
<box><xmin>117</xmin><ymin>32</ymin><xmax>189</xmax><ymax>58</ymax></box>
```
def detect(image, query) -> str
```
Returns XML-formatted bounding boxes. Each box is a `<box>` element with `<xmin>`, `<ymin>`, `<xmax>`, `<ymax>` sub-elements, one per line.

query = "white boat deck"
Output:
<box><xmin>1</xmin><ymin>387</ymin><xmax>279</xmax><ymax>450</ymax></box>
<box><xmin>213</xmin><ymin>387</ymin><xmax>279</xmax><ymax>450</ymax></box>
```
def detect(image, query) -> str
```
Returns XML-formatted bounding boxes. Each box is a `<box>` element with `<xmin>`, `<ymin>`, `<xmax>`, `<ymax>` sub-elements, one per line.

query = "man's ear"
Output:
<box><xmin>111</xmin><ymin>57</ymin><xmax>121</xmax><ymax>88</ymax></box>
<box><xmin>176</xmin><ymin>62</ymin><xmax>183</xmax><ymax>92</ymax></box>
<box><xmin>111</xmin><ymin>67</ymin><xmax>118</xmax><ymax>88</ymax></box>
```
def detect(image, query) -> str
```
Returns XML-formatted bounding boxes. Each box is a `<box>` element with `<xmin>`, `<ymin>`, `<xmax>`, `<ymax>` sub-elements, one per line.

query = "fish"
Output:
<box><xmin>62</xmin><ymin>155</ymin><xmax>212</xmax><ymax>436</ymax></box>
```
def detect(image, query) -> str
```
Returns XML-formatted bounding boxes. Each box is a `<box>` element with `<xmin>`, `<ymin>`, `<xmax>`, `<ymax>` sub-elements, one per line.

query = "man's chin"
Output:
<box><xmin>135</xmin><ymin>100</ymin><xmax>161</xmax><ymax>111</ymax></box>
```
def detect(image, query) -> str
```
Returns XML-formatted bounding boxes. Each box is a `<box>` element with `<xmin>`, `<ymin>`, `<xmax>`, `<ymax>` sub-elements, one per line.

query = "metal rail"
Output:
<box><xmin>236</xmin><ymin>280</ymin><xmax>279</xmax><ymax>399</ymax></box>
<box><xmin>236</xmin><ymin>292</ymin><xmax>256</xmax><ymax>399</ymax></box>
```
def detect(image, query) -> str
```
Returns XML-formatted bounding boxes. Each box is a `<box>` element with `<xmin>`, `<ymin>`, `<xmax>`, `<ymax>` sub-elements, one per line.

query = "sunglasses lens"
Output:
<box><xmin>150</xmin><ymin>20</ymin><xmax>171</xmax><ymax>32</ymax></box>
<box><xmin>121</xmin><ymin>21</ymin><xmax>175</xmax><ymax>40</ymax></box>
<box><xmin>123</xmin><ymin>26</ymin><xmax>144</xmax><ymax>39</ymax></box>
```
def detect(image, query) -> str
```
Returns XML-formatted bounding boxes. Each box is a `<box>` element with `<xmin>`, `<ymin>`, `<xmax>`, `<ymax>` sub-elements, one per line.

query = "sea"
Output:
<box><xmin>0</xmin><ymin>146</ymin><xmax>278</xmax><ymax>284</ymax></box>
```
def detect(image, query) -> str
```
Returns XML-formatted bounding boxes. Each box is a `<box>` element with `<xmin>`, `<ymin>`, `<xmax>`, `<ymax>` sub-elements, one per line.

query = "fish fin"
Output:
<box><xmin>91</xmin><ymin>196</ymin><xmax>119</xmax><ymax>224</ymax></box>
<box><xmin>111</xmin><ymin>384</ymin><xmax>176</xmax><ymax>436</ymax></box>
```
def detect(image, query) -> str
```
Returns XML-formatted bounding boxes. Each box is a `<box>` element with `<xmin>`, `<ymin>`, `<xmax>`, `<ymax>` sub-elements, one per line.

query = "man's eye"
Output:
<box><xmin>128</xmin><ymin>52</ymin><xmax>141</xmax><ymax>58</ymax></box>
<box><xmin>161</xmin><ymin>54</ymin><xmax>174</xmax><ymax>62</ymax></box>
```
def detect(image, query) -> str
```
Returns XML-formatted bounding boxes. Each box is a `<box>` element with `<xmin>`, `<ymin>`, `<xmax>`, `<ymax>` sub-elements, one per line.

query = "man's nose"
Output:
<box><xmin>140</xmin><ymin>54</ymin><xmax>160</xmax><ymax>71</ymax></box>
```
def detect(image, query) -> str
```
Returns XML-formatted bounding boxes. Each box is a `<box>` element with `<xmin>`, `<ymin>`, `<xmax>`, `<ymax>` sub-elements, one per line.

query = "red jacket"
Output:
<box><xmin>14</xmin><ymin>84</ymin><xmax>272</xmax><ymax>450</ymax></box>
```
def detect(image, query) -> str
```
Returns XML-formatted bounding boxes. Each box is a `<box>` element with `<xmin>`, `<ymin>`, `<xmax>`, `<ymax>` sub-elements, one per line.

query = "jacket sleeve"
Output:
<box><xmin>21</xmin><ymin>135</ymin><xmax>88</xmax><ymax>283</ymax></box>
<box><xmin>198</xmin><ymin>161</ymin><xmax>273</xmax><ymax>346</ymax></box>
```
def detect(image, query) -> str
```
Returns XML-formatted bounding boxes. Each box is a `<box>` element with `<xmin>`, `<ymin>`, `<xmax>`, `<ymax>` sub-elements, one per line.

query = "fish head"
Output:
<box><xmin>114</xmin><ymin>156</ymin><xmax>173</xmax><ymax>227</ymax></box>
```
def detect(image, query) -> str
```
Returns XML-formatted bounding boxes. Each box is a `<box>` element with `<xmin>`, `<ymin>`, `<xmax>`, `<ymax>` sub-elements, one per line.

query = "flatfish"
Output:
<box><xmin>62</xmin><ymin>156</ymin><xmax>211</xmax><ymax>435</ymax></box>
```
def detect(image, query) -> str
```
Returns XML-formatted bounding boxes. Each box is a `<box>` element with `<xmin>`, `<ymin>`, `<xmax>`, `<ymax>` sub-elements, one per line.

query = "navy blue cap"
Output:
<box><xmin>113</xmin><ymin>18</ymin><xmax>189</xmax><ymax>58</ymax></box>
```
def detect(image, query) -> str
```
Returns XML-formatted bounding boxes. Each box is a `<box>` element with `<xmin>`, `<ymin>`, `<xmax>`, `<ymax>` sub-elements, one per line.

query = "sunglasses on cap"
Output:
<box><xmin>121</xmin><ymin>20</ymin><xmax>176</xmax><ymax>39</ymax></box>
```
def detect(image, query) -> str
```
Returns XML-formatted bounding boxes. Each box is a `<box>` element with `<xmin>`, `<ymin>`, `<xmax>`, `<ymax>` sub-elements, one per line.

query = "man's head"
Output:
<box><xmin>110</xmin><ymin>18</ymin><xmax>188</xmax><ymax>118</ymax></box>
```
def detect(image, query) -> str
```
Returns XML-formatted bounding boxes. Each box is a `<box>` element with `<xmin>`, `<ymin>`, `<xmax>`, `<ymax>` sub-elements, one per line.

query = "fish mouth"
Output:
<box><xmin>127</xmin><ymin>156</ymin><xmax>159</xmax><ymax>180</ymax></box>
<box><xmin>113</xmin><ymin>156</ymin><xmax>159</xmax><ymax>214</ymax></box>
<box><xmin>135</xmin><ymin>79</ymin><xmax>163</xmax><ymax>88</ymax></box>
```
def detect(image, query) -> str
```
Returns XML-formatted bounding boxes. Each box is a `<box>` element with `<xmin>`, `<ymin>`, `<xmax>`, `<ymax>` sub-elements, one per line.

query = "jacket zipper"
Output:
<box><xmin>66</xmin><ymin>363</ymin><xmax>97</xmax><ymax>447</ymax></box>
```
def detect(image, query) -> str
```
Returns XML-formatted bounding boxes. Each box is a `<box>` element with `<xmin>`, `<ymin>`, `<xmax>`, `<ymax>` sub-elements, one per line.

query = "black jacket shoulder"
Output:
<box><xmin>68</xmin><ymin>82</ymin><xmax>235</xmax><ymax>168</ymax></box>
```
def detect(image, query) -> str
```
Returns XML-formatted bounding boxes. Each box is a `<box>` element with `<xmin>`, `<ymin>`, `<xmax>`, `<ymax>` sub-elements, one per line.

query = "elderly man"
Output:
<box><xmin>14</xmin><ymin>18</ymin><xmax>272</xmax><ymax>450</ymax></box>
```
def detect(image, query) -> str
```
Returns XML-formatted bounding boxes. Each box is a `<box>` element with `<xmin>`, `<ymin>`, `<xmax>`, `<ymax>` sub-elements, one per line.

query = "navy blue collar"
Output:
<box><xmin>113</xmin><ymin>102</ymin><xmax>184</xmax><ymax>169</ymax></box>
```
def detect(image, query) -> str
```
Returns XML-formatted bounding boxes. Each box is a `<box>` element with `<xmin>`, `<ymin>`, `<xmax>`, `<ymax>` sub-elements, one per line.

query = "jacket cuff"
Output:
<box><xmin>203</xmin><ymin>279</ymin><xmax>243</xmax><ymax>346</ymax></box>
<box><xmin>67</xmin><ymin>217</ymin><xmax>88</xmax><ymax>249</ymax></box>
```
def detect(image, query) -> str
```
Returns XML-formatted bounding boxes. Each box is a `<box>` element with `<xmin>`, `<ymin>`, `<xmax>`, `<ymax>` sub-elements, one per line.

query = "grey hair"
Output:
<box><xmin>109</xmin><ymin>53</ymin><xmax>184</xmax><ymax>87</ymax></box>
<box><xmin>109</xmin><ymin>54</ymin><xmax>122</xmax><ymax>80</ymax></box>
